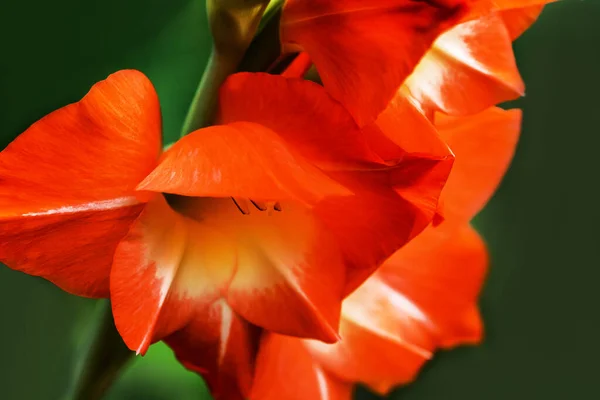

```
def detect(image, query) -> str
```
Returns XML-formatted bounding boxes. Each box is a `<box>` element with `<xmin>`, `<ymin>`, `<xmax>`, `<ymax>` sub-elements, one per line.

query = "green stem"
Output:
<box><xmin>180</xmin><ymin>49</ymin><xmax>237</xmax><ymax>137</ymax></box>
<box><xmin>63</xmin><ymin>301</ymin><xmax>134</xmax><ymax>400</ymax></box>
<box><xmin>259</xmin><ymin>0</ymin><xmax>284</xmax><ymax>32</ymax></box>
<box><xmin>180</xmin><ymin>0</ymin><xmax>283</xmax><ymax>138</ymax></box>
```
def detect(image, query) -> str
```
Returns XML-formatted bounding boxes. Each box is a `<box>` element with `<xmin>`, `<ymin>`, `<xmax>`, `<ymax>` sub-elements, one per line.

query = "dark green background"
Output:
<box><xmin>0</xmin><ymin>1</ymin><xmax>597</xmax><ymax>399</ymax></box>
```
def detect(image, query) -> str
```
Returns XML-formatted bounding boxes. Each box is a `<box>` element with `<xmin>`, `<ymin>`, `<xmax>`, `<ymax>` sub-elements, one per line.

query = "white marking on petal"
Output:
<box><xmin>315</xmin><ymin>367</ymin><xmax>331</xmax><ymax>400</ymax></box>
<box><xmin>217</xmin><ymin>300</ymin><xmax>233</xmax><ymax>365</ymax></box>
<box><xmin>22</xmin><ymin>196</ymin><xmax>139</xmax><ymax>217</ymax></box>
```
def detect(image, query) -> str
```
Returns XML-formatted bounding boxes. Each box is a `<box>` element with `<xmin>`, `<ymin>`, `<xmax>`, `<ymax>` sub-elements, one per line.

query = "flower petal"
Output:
<box><xmin>175</xmin><ymin>197</ymin><xmax>347</xmax><ymax>343</ymax></box>
<box><xmin>280</xmin><ymin>0</ymin><xmax>472</xmax><ymax>125</ymax></box>
<box><xmin>500</xmin><ymin>5</ymin><xmax>545</xmax><ymax>40</ymax></box>
<box><xmin>377</xmin><ymin>225</ymin><xmax>487</xmax><ymax>346</ymax></box>
<box><xmin>166</xmin><ymin>301</ymin><xmax>261</xmax><ymax>400</ymax></box>
<box><xmin>370</xmin><ymin>91</ymin><xmax>452</xmax><ymax>161</ymax></box>
<box><xmin>307</xmin><ymin>275</ymin><xmax>433</xmax><ymax>395</ymax></box>
<box><xmin>0</xmin><ymin>70</ymin><xmax>161</xmax><ymax>297</ymax></box>
<box><xmin>111</xmin><ymin>196</ymin><xmax>237</xmax><ymax>354</ymax></box>
<box><xmin>251</xmin><ymin>334</ymin><xmax>353</xmax><ymax>400</ymax></box>
<box><xmin>317</xmin><ymin>153</ymin><xmax>453</xmax><ymax>294</ymax></box>
<box><xmin>436</xmin><ymin>107</ymin><xmax>522</xmax><ymax>222</ymax></box>
<box><xmin>308</xmin><ymin>224</ymin><xmax>487</xmax><ymax>394</ymax></box>
<box><xmin>404</xmin><ymin>13</ymin><xmax>524</xmax><ymax>116</ymax></box>
<box><xmin>218</xmin><ymin>73</ymin><xmax>381</xmax><ymax>168</ymax></box>
<box><xmin>137</xmin><ymin>122</ymin><xmax>350</xmax><ymax>205</ymax></box>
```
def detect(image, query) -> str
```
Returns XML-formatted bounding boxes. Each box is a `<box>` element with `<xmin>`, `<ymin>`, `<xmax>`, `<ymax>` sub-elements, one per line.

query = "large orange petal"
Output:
<box><xmin>309</xmin><ymin>224</ymin><xmax>487</xmax><ymax>395</ymax></box>
<box><xmin>280</xmin><ymin>0</ymin><xmax>473</xmax><ymax>126</ymax></box>
<box><xmin>436</xmin><ymin>107</ymin><xmax>522</xmax><ymax>222</ymax></box>
<box><xmin>0</xmin><ymin>70</ymin><xmax>161</xmax><ymax>297</ymax></box>
<box><xmin>138</xmin><ymin>121</ymin><xmax>350</xmax><ymax>205</ymax></box>
<box><xmin>317</xmin><ymin>152</ymin><xmax>453</xmax><ymax>294</ymax></box>
<box><xmin>165</xmin><ymin>301</ymin><xmax>261</xmax><ymax>400</ymax></box>
<box><xmin>218</xmin><ymin>73</ymin><xmax>381</xmax><ymax>168</ymax></box>
<box><xmin>251</xmin><ymin>334</ymin><xmax>353</xmax><ymax>400</ymax></box>
<box><xmin>404</xmin><ymin>13</ymin><xmax>524</xmax><ymax>117</ymax></box>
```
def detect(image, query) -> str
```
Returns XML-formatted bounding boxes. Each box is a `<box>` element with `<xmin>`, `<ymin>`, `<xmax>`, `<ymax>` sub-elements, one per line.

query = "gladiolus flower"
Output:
<box><xmin>250</xmin><ymin>106</ymin><xmax>522</xmax><ymax>400</ymax></box>
<box><xmin>0</xmin><ymin>70</ymin><xmax>453</xmax><ymax>398</ymax></box>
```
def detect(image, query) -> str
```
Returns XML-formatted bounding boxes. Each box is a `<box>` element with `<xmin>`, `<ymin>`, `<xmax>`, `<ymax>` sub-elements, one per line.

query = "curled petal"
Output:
<box><xmin>281</xmin><ymin>0</ymin><xmax>472</xmax><ymax>125</ymax></box>
<box><xmin>404</xmin><ymin>13</ymin><xmax>524</xmax><ymax>116</ymax></box>
<box><xmin>0</xmin><ymin>70</ymin><xmax>161</xmax><ymax>297</ymax></box>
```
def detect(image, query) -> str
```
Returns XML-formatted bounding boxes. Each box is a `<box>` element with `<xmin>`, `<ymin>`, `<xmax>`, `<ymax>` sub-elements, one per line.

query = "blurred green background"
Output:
<box><xmin>0</xmin><ymin>0</ymin><xmax>598</xmax><ymax>399</ymax></box>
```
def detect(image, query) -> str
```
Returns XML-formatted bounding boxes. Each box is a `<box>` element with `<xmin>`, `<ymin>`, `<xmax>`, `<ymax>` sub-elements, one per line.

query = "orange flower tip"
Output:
<box><xmin>135</xmin><ymin>336</ymin><xmax>153</xmax><ymax>356</ymax></box>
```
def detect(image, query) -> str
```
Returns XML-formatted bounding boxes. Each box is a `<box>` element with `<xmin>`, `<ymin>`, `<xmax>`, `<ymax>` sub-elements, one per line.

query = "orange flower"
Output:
<box><xmin>279</xmin><ymin>0</ymin><xmax>555</xmax><ymax>125</ymax></box>
<box><xmin>0</xmin><ymin>70</ymin><xmax>452</xmax><ymax>398</ymax></box>
<box><xmin>250</xmin><ymin>106</ymin><xmax>521</xmax><ymax>400</ymax></box>
<box><xmin>246</xmin><ymin>3</ymin><xmax>552</xmax><ymax>398</ymax></box>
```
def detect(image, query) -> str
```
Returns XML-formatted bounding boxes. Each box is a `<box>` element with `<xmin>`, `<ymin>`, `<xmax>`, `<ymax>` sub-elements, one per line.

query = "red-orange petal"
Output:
<box><xmin>251</xmin><ymin>334</ymin><xmax>353</xmax><ymax>400</ymax></box>
<box><xmin>475</xmin><ymin>0</ymin><xmax>554</xmax><ymax>40</ymax></box>
<box><xmin>309</xmin><ymin>224</ymin><xmax>487</xmax><ymax>395</ymax></box>
<box><xmin>436</xmin><ymin>107</ymin><xmax>522</xmax><ymax>222</ymax></box>
<box><xmin>138</xmin><ymin>121</ymin><xmax>350</xmax><ymax>205</ymax></box>
<box><xmin>166</xmin><ymin>301</ymin><xmax>261</xmax><ymax>400</ymax></box>
<box><xmin>404</xmin><ymin>12</ymin><xmax>524</xmax><ymax>116</ymax></box>
<box><xmin>0</xmin><ymin>70</ymin><xmax>161</xmax><ymax>297</ymax></box>
<box><xmin>218</xmin><ymin>73</ymin><xmax>381</xmax><ymax>168</ymax></box>
<box><xmin>280</xmin><ymin>0</ymin><xmax>472</xmax><ymax>126</ymax></box>
<box><xmin>500</xmin><ymin>5</ymin><xmax>545</xmax><ymax>40</ymax></box>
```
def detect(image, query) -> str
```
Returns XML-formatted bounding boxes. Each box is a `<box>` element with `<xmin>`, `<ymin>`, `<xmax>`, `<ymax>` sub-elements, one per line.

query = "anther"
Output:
<box><xmin>231</xmin><ymin>197</ymin><xmax>250</xmax><ymax>215</ymax></box>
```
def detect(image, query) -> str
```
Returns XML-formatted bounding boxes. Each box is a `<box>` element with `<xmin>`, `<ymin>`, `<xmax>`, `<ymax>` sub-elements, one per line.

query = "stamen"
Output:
<box><xmin>250</xmin><ymin>200</ymin><xmax>267</xmax><ymax>211</ymax></box>
<box><xmin>231</xmin><ymin>198</ymin><xmax>282</xmax><ymax>215</ymax></box>
<box><xmin>231</xmin><ymin>197</ymin><xmax>250</xmax><ymax>215</ymax></box>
